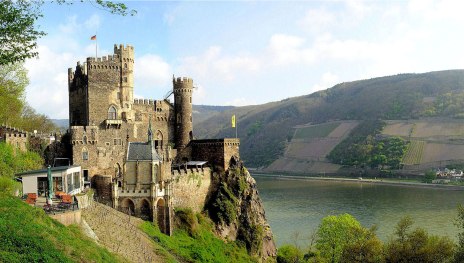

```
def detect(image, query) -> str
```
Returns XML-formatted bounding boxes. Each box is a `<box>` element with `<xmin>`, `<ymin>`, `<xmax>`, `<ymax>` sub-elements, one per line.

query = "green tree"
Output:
<box><xmin>0</xmin><ymin>142</ymin><xmax>42</xmax><ymax>179</ymax></box>
<box><xmin>340</xmin><ymin>226</ymin><xmax>384</xmax><ymax>263</ymax></box>
<box><xmin>0</xmin><ymin>63</ymin><xmax>28</xmax><ymax>124</ymax></box>
<box><xmin>0</xmin><ymin>0</ymin><xmax>135</xmax><ymax>65</ymax></box>
<box><xmin>316</xmin><ymin>214</ymin><xmax>382</xmax><ymax>263</ymax></box>
<box><xmin>455</xmin><ymin>205</ymin><xmax>464</xmax><ymax>262</ymax></box>
<box><xmin>277</xmin><ymin>245</ymin><xmax>304</xmax><ymax>263</ymax></box>
<box><xmin>423</xmin><ymin>170</ymin><xmax>437</xmax><ymax>184</ymax></box>
<box><xmin>385</xmin><ymin>216</ymin><xmax>454</xmax><ymax>263</ymax></box>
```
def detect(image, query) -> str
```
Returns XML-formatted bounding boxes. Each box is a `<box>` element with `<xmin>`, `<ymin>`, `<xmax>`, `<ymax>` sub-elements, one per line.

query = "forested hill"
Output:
<box><xmin>193</xmin><ymin>70</ymin><xmax>464</xmax><ymax>167</ymax></box>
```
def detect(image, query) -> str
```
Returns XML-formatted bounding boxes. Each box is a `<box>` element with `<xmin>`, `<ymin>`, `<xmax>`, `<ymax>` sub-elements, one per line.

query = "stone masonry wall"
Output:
<box><xmin>191</xmin><ymin>139</ymin><xmax>240</xmax><ymax>171</ymax></box>
<box><xmin>171</xmin><ymin>167</ymin><xmax>212</xmax><ymax>212</ymax></box>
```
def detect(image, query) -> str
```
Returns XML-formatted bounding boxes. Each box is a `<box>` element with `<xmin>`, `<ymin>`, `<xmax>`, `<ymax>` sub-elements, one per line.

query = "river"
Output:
<box><xmin>254</xmin><ymin>174</ymin><xmax>464</xmax><ymax>247</ymax></box>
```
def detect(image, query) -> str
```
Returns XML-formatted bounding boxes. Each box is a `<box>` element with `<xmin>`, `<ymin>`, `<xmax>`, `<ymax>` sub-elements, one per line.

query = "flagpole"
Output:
<box><xmin>235</xmin><ymin>114</ymin><xmax>237</xmax><ymax>139</ymax></box>
<box><xmin>95</xmin><ymin>31</ymin><xmax>98</xmax><ymax>58</ymax></box>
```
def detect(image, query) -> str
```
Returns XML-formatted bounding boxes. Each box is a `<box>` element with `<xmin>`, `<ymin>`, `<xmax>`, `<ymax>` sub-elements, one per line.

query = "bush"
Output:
<box><xmin>277</xmin><ymin>245</ymin><xmax>303</xmax><ymax>263</ymax></box>
<box><xmin>174</xmin><ymin>207</ymin><xmax>199</xmax><ymax>237</ymax></box>
<box><xmin>0</xmin><ymin>176</ymin><xmax>20</xmax><ymax>196</ymax></box>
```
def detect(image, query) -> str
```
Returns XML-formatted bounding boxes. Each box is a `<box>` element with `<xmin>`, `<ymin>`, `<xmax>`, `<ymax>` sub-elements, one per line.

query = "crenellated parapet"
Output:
<box><xmin>70</xmin><ymin>125</ymin><xmax>99</xmax><ymax>145</ymax></box>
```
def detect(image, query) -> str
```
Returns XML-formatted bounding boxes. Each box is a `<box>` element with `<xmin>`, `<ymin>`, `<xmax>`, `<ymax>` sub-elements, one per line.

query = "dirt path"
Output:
<box><xmin>82</xmin><ymin>202</ymin><xmax>167</xmax><ymax>263</ymax></box>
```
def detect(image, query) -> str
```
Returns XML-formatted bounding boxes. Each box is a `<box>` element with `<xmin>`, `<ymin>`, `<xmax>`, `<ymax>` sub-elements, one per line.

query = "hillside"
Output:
<box><xmin>0</xmin><ymin>195</ymin><xmax>124</xmax><ymax>262</ymax></box>
<box><xmin>193</xmin><ymin>70</ymin><xmax>464</xmax><ymax>168</ymax></box>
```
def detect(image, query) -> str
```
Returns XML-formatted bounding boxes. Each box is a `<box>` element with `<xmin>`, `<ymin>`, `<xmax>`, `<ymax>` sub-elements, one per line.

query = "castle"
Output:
<box><xmin>68</xmin><ymin>44</ymin><xmax>240</xmax><ymax>234</ymax></box>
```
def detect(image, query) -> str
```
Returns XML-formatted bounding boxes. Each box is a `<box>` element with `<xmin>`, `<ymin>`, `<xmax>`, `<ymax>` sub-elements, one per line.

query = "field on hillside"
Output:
<box><xmin>268</xmin><ymin>121</ymin><xmax>358</xmax><ymax>173</ymax></box>
<box><xmin>422</xmin><ymin>143</ymin><xmax>464</xmax><ymax>162</ymax></box>
<box><xmin>402</xmin><ymin>140</ymin><xmax>425</xmax><ymax>165</ymax></box>
<box><xmin>382</xmin><ymin>120</ymin><xmax>464</xmax><ymax>138</ymax></box>
<box><xmin>293</xmin><ymin>122</ymin><xmax>339</xmax><ymax>139</ymax></box>
<box><xmin>286</xmin><ymin>139</ymin><xmax>340</xmax><ymax>159</ymax></box>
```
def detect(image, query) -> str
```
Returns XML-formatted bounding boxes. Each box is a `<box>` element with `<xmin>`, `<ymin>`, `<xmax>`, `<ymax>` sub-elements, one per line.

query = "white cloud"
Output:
<box><xmin>310</xmin><ymin>72</ymin><xmax>339</xmax><ymax>93</ymax></box>
<box><xmin>134</xmin><ymin>54</ymin><xmax>171</xmax><ymax>91</ymax></box>
<box><xmin>177</xmin><ymin>46</ymin><xmax>260</xmax><ymax>81</ymax></box>
<box><xmin>299</xmin><ymin>7</ymin><xmax>336</xmax><ymax>33</ymax></box>
<box><xmin>25</xmin><ymin>45</ymin><xmax>76</xmax><ymax>119</ymax></box>
<box><xmin>267</xmin><ymin>34</ymin><xmax>315</xmax><ymax>66</ymax></box>
<box><xmin>84</xmin><ymin>14</ymin><xmax>101</xmax><ymax>30</ymax></box>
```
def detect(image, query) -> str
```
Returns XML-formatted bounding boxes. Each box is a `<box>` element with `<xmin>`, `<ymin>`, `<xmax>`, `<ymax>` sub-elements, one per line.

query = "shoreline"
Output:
<box><xmin>251</xmin><ymin>172</ymin><xmax>464</xmax><ymax>191</ymax></box>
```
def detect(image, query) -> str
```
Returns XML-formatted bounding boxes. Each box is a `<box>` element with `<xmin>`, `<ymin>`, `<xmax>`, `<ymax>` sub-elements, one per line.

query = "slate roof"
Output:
<box><xmin>127</xmin><ymin>142</ymin><xmax>161</xmax><ymax>161</ymax></box>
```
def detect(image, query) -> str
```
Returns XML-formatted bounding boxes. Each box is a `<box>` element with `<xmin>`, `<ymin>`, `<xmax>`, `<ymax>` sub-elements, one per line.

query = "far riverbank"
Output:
<box><xmin>251</xmin><ymin>172</ymin><xmax>464</xmax><ymax>191</ymax></box>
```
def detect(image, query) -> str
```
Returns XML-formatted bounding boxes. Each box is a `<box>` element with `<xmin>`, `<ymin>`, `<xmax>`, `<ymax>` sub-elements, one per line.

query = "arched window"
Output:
<box><xmin>108</xmin><ymin>106</ymin><xmax>117</xmax><ymax>120</ymax></box>
<box><xmin>83</xmin><ymin>135</ymin><xmax>87</xmax><ymax>144</ymax></box>
<box><xmin>124</xmin><ymin>63</ymin><xmax>127</xmax><ymax>69</ymax></box>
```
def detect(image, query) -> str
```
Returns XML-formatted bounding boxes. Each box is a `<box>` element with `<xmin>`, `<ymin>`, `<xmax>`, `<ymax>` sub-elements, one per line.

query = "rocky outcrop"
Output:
<box><xmin>206</xmin><ymin>165</ymin><xmax>276</xmax><ymax>261</ymax></box>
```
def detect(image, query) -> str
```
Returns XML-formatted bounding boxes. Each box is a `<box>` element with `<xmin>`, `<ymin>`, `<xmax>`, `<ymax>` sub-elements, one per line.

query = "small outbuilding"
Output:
<box><xmin>17</xmin><ymin>166</ymin><xmax>83</xmax><ymax>196</ymax></box>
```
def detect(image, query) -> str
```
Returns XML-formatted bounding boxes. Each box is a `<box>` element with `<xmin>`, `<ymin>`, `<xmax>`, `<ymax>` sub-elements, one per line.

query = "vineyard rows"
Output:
<box><xmin>402</xmin><ymin>140</ymin><xmax>425</xmax><ymax>165</ymax></box>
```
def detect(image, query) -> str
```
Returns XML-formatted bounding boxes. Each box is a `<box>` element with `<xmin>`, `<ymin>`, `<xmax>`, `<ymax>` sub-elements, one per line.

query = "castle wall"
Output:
<box><xmin>71</xmin><ymin>125</ymin><xmax>125</xmax><ymax>177</ymax></box>
<box><xmin>68</xmin><ymin>63</ymin><xmax>89</xmax><ymax>126</ymax></box>
<box><xmin>191</xmin><ymin>139</ymin><xmax>240</xmax><ymax>171</ymax></box>
<box><xmin>0</xmin><ymin>126</ymin><xmax>29</xmax><ymax>152</ymax></box>
<box><xmin>87</xmin><ymin>57</ymin><xmax>121</xmax><ymax>126</ymax></box>
<box><xmin>171</xmin><ymin>167</ymin><xmax>212</xmax><ymax>212</ymax></box>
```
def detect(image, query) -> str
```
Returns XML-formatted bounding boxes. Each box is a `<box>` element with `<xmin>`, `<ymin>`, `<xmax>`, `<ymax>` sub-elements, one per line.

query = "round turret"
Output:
<box><xmin>173</xmin><ymin>77</ymin><xmax>193</xmax><ymax>149</ymax></box>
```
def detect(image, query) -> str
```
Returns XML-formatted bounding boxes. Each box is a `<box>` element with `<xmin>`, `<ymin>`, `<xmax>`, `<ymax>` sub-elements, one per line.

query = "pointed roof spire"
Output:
<box><xmin>148</xmin><ymin>115</ymin><xmax>153</xmax><ymax>143</ymax></box>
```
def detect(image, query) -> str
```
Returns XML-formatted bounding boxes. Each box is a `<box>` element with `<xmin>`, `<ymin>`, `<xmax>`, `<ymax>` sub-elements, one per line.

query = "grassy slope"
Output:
<box><xmin>194</xmin><ymin>70</ymin><xmax>464</xmax><ymax>167</ymax></box>
<box><xmin>140</xmin><ymin>215</ymin><xmax>256</xmax><ymax>263</ymax></box>
<box><xmin>0</xmin><ymin>195</ymin><xmax>125</xmax><ymax>263</ymax></box>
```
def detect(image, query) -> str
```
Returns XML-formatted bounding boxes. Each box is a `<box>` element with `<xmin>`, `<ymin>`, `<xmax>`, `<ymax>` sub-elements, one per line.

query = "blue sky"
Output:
<box><xmin>24</xmin><ymin>1</ymin><xmax>464</xmax><ymax>119</ymax></box>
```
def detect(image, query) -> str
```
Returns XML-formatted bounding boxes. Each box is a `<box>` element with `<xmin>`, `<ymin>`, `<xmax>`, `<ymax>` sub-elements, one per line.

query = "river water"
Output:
<box><xmin>254</xmin><ymin>174</ymin><xmax>464</xmax><ymax>247</ymax></box>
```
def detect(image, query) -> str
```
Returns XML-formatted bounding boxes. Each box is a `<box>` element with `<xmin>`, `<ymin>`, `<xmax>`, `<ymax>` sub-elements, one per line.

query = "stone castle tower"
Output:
<box><xmin>173</xmin><ymin>77</ymin><xmax>193</xmax><ymax>161</ymax></box>
<box><xmin>67</xmin><ymin>44</ymin><xmax>240</xmax><ymax>233</ymax></box>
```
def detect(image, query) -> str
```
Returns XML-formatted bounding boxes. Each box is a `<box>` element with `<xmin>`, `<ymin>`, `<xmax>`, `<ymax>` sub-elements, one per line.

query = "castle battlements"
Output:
<box><xmin>87</xmin><ymin>55</ymin><xmax>120</xmax><ymax>63</ymax></box>
<box><xmin>133</xmin><ymin>99</ymin><xmax>156</xmax><ymax>105</ymax></box>
<box><xmin>173</xmin><ymin>77</ymin><xmax>193</xmax><ymax>85</ymax></box>
<box><xmin>114</xmin><ymin>44</ymin><xmax>134</xmax><ymax>53</ymax></box>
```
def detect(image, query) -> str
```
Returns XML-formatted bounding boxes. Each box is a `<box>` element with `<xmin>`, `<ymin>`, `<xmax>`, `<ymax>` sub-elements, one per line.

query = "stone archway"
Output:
<box><xmin>139</xmin><ymin>199</ymin><xmax>151</xmax><ymax>221</ymax></box>
<box><xmin>120</xmin><ymin>198</ymin><xmax>135</xmax><ymax>216</ymax></box>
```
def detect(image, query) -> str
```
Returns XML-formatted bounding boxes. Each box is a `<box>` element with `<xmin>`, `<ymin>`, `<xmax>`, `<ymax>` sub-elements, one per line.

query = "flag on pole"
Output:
<box><xmin>90</xmin><ymin>35</ymin><xmax>96</xmax><ymax>40</ymax></box>
<box><xmin>231</xmin><ymin>114</ymin><xmax>236</xmax><ymax>128</ymax></box>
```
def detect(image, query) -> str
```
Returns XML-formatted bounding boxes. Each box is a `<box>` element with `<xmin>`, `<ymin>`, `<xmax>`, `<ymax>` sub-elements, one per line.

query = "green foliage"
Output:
<box><xmin>237</xmin><ymin>223</ymin><xmax>264</xmax><ymax>256</ymax></box>
<box><xmin>208</xmin><ymin>182</ymin><xmax>237</xmax><ymax>225</ymax></box>
<box><xmin>0</xmin><ymin>142</ymin><xmax>43</xmax><ymax>179</ymax></box>
<box><xmin>0</xmin><ymin>62</ymin><xmax>58</xmax><ymax>133</ymax></box>
<box><xmin>0</xmin><ymin>63</ymin><xmax>27</xmax><ymax>124</ymax></box>
<box><xmin>340</xmin><ymin>226</ymin><xmax>384</xmax><ymax>263</ymax></box>
<box><xmin>423</xmin><ymin>170</ymin><xmax>437</xmax><ymax>183</ymax></box>
<box><xmin>277</xmin><ymin>245</ymin><xmax>304</xmax><ymax>263</ymax></box>
<box><xmin>455</xmin><ymin>205</ymin><xmax>464</xmax><ymax>262</ymax></box>
<box><xmin>195</xmin><ymin>70</ymin><xmax>464</xmax><ymax>167</ymax></box>
<box><xmin>384</xmin><ymin>216</ymin><xmax>455</xmax><ymax>263</ymax></box>
<box><xmin>316</xmin><ymin>214</ymin><xmax>365</xmax><ymax>263</ymax></box>
<box><xmin>174</xmin><ymin>207</ymin><xmax>199</xmax><ymax>237</ymax></box>
<box><xmin>328</xmin><ymin>121</ymin><xmax>408</xmax><ymax>170</ymax></box>
<box><xmin>247</xmin><ymin>120</ymin><xmax>263</xmax><ymax>137</ymax></box>
<box><xmin>0</xmin><ymin>1</ymin><xmax>45</xmax><ymax>65</ymax></box>
<box><xmin>0</xmin><ymin>1</ymin><xmax>135</xmax><ymax>65</ymax></box>
<box><xmin>0</xmin><ymin>195</ymin><xmax>124</xmax><ymax>262</ymax></box>
<box><xmin>140</xmin><ymin>214</ymin><xmax>256</xmax><ymax>263</ymax></box>
<box><xmin>0</xmin><ymin>176</ymin><xmax>20</xmax><ymax>196</ymax></box>
<box><xmin>293</xmin><ymin>122</ymin><xmax>340</xmax><ymax>140</ymax></box>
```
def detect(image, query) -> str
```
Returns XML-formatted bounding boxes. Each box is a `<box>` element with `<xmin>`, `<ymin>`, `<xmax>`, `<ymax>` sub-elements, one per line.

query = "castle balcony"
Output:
<box><xmin>104</xmin><ymin>119</ymin><xmax>122</xmax><ymax>128</ymax></box>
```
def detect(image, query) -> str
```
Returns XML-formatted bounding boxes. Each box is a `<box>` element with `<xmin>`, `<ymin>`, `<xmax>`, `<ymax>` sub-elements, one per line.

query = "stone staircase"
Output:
<box><xmin>82</xmin><ymin>202</ymin><xmax>164</xmax><ymax>262</ymax></box>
